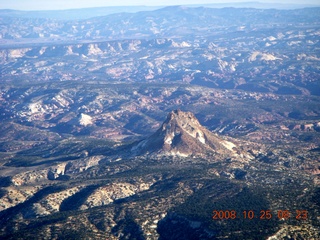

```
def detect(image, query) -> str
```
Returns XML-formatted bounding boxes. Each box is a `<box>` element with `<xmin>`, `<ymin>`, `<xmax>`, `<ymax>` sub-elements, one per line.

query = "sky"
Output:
<box><xmin>1</xmin><ymin>0</ymin><xmax>319</xmax><ymax>10</ymax></box>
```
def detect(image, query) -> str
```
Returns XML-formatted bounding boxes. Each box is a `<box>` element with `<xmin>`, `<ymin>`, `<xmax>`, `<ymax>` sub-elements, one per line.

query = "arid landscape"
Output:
<box><xmin>0</xmin><ymin>3</ymin><xmax>320</xmax><ymax>239</ymax></box>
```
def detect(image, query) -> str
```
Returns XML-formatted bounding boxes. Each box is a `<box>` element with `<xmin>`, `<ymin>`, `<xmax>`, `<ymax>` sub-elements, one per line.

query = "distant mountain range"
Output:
<box><xmin>0</xmin><ymin>2</ymin><xmax>319</xmax><ymax>20</ymax></box>
<box><xmin>0</xmin><ymin>4</ymin><xmax>320</xmax><ymax>239</ymax></box>
<box><xmin>0</xmin><ymin>6</ymin><xmax>161</xmax><ymax>20</ymax></box>
<box><xmin>1</xmin><ymin>6</ymin><xmax>319</xmax><ymax>44</ymax></box>
<box><xmin>1</xmin><ymin>6</ymin><xmax>319</xmax><ymax>96</ymax></box>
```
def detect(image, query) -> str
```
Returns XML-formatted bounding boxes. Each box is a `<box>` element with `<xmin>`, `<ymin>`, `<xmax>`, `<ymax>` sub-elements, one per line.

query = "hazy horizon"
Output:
<box><xmin>1</xmin><ymin>0</ymin><xmax>320</xmax><ymax>11</ymax></box>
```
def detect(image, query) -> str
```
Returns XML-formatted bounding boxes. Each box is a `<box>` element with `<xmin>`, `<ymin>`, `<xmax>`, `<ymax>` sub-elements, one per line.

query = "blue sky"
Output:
<box><xmin>1</xmin><ymin>0</ymin><xmax>319</xmax><ymax>10</ymax></box>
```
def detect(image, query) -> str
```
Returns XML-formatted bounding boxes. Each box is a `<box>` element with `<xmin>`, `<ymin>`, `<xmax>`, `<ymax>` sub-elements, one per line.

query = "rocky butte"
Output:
<box><xmin>132</xmin><ymin>109</ymin><xmax>248</xmax><ymax>160</ymax></box>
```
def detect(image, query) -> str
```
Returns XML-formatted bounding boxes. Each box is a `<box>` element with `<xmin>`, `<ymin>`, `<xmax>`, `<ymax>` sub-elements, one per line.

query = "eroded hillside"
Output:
<box><xmin>0</xmin><ymin>5</ymin><xmax>320</xmax><ymax>240</ymax></box>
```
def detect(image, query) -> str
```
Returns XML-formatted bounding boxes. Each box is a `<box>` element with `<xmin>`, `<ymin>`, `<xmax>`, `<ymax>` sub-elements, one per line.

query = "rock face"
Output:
<box><xmin>132</xmin><ymin>109</ymin><xmax>237</xmax><ymax>157</ymax></box>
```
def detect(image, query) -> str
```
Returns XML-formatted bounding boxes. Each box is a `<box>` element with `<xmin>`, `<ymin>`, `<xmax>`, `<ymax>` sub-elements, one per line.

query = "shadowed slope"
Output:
<box><xmin>132</xmin><ymin>110</ymin><xmax>238</xmax><ymax>158</ymax></box>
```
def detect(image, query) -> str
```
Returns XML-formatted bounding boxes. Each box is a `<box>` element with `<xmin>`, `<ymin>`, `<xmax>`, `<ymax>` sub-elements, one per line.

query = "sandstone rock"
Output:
<box><xmin>132</xmin><ymin>109</ymin><xmax>239</xmax><ymax>158</ymax></box>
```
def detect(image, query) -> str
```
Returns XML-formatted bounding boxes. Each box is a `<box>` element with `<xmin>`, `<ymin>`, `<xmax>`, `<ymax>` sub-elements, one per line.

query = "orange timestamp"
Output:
<box><xmin>212</xmin><ymin>210</ymin><xmax>308</xmax><ymax>220</ymax></box>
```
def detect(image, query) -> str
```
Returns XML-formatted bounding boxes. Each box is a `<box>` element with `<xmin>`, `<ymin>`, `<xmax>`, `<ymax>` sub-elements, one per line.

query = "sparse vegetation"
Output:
<box><xmin>0</xmin><ymin>4</ymin><xmax>319</xmax><ymax>240</ymax></box>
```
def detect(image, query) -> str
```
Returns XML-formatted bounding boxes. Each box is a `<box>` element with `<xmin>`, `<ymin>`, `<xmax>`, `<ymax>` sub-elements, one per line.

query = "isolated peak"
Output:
<box><xmin>164</xmin><ymin>109</ymin><xmax>199</xmax><ymax>125</ymax></box>
<box><xmin>132</xmin><ymin>110</ymin><xmax>238</xmax><ymax>158</ymax></box>
<box><xmin>168</xmin><ymin>109</ymin><xmax>195</xmax><ymax>118</ymax></box>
